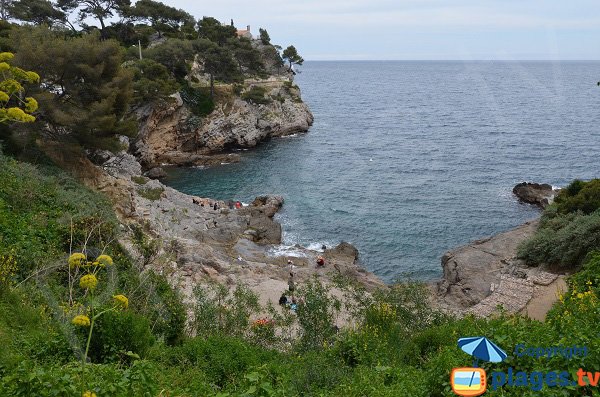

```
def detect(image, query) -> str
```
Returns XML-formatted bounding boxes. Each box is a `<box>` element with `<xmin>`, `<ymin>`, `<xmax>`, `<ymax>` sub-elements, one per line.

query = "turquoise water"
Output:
<box><xmin>163</xmin><ymin>61</ymin><xmax>600</xmax><ymax>282</ymax></box>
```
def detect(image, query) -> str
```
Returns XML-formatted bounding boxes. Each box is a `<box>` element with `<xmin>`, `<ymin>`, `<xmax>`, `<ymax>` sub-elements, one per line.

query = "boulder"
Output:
<box><xmin>513</xmin><ymin>182</ymin><xmax>559</xmax><ymax>208</ymax></box>
<box><xmin>145</xmin><ymin>167</ymin><xmax>167</xmax><ymax>179</ymax></box>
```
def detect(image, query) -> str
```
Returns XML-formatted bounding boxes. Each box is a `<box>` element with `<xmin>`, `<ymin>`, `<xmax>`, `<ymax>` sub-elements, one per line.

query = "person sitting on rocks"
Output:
<box><xmin>290</xmin><ymin>298</ymin><xmax>298</xmax><ymax>311</ymax></box>
<box><xmin>316</xmin><ymin>256</ymin><xmax>325</xmax><ymax>267</ymax></box>
<box><xmin>213</xmin><ymin>202</ymin><xmax>218</xmax><ymax>211</ymax></box>
<box><xmin>192</xmin><ymin>198</ymin><xmax>200</xmax><ymax>205</ymax></box>
<box><xmin>278</xmin><ymin>293</ymin><xmax>288</xmax><ymax>306</ymax></box>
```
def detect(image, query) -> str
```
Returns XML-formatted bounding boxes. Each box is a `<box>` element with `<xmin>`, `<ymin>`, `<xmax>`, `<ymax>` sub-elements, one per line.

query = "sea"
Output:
<box><xmin>163</xmin><ymin>61</ymin><xmax>600</xmax><ymax>282</ymax></box>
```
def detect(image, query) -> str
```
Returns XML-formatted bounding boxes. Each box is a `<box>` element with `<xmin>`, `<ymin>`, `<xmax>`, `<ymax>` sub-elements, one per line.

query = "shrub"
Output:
<box><xmin>87</xmin><ymin>310</ymin><xmax>154</xmax><ymax>363</ymax></box>
<box><xmin>0</xmin><ymin>359</ymin><xmax>158</xmax><ymax>397</ymax></box>
<box><xmin>169</xmin><ymin>336</ymin><xmax>278</xmax><ymax>388</ymax></box>
<box><xmin>137</xmin><ymin>186</ymin><xmax>164</xmax><ymax>201</ymax></box>
<box><xmin>241</xmin><ymin>86</ymin><xmax>271</xmax><ymax>105</ymax></box>
<box><xmin>517</xmin><ymin>210</ymin><xmax>600</xmax><ymax>269</ymax></box>
<box><xmin>131</xmin><ymin>175</ymin><xmax>148</xmax><ymax>185</ymax></box>
<box><xmin>193</xmin><ymin>282</ymin><xmax>260</xmax><ymax>338</ymax></box>
<box><xmin>554</xmin><ymin>179</ymin><xmax>600</xmax><ymax>215</ymax></box>
<box><xmin>295</xmin><ymin>277</ymin><xmax>341</xmax><ymax>351</ymax></box>
<box><xmin>180</xmin><ymin>83</ymin><xmax>215</xmax><ymax>117</ymax></box>
<box><xmin>145</xmin><ymin>271</ymin><xmax>187</xmax><ymax>345</ymax></box>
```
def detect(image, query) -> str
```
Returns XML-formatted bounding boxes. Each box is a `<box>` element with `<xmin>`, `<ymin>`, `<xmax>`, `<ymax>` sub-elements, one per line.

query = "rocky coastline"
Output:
<box><xmin>44</xmin><ymin>65</ymin><xmax>565</xmax><ymax>320</ymax></box>
<box><xmin>434</xmin><ymin>182</ymin><xmax>564</xmax><ymax>318</ymax></box>
<box><xmin>133</xmin><ymin>77</ymin><xmax>314</xmax><ymax>170</ymax></box>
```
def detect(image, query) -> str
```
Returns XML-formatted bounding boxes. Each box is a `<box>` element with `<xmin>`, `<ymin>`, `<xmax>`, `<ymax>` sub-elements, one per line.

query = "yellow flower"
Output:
<box><xmin>68</xmin><ymin>253</ymin><xmax>86</xmax><ymax>268</ymax></box>
<box><xmin>82</xmin><ymin>391</ymin><xmax>97</xmax><ymax>397</ymax></box>
<box><xmin>79</xmin><ymin>274</ymin><xmax>98</xmax><ymax>290</ymax></box>
<box><xmin>96</xmin><ymin>254</ymin><xmax>113</xmax><ymax>267</ymax></box>
<box><xmin>72</xmin><ymin>315</ymin><xmax>91</xmax><ymax>327</ymax></box>
<box><xmin>113</xmin><ymin>294</ymin><xmax>129</xmax><ymax>309</ymax></box>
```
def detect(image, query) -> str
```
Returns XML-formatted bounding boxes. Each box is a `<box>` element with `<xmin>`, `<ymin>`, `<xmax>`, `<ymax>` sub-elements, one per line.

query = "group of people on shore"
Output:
<box><xmin>192</xmin><ymin>198</ymin><xmax>243</xmax><ymax>210</ymax></box>
<box><xmin>278</xmin><ymin>255</ymin><xmax>327</xmax><ymax>311</ymax></box>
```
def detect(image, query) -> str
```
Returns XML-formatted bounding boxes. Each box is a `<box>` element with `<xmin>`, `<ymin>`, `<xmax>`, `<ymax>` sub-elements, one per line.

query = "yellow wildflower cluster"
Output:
<box><xmin>79</xmin><ymin>274</ymin><xmax>98</xmax><ymax>290</ymax></box>
<box><xmin>96</xmin><ymin>254</ymin><xmax>113</xmax><ymax>267</ymax></box>
<box><xmin>113</xmin><ymin>294</ymin><xmax>129</xmax><ymax>309</ymax></box>
<box><xmin>68</xmin><ymin>253</ymin><xmax>87</xmax><ymax>268</ymax></box>
<box><xmin>82</xmin><ymin>391</ymin><xmax>97</xmax><ymax>397</ymax></box>
<box><xmin>375</xmin><ymin>302</ymin><xmax>396</xmax><ymax>319</ymax></box>
<box><xmin>0</xmin><ymin>52</ymin><xmax>39</xmax><ymax>124</ymax></box>
<box><xmin>69</xmin><ymin>253</ymin><xmax>114</xmax><ymax>269</ymax></box>
<box><xmin>0</xmin><ymin>252</ymin><xmax>17</xmax><ymax>285</ymax></box>
<box><xmin>72</xmin><ymin>314</ymin><xmax>91</xmax><ymax>327</ymax></box>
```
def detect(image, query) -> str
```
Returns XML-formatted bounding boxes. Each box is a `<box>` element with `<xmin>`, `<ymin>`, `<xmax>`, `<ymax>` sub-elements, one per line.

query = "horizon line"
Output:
<box><xmin>303</xmin><ymin>59</ymin><xmax>600</xmax><ymax>62</ymax></box>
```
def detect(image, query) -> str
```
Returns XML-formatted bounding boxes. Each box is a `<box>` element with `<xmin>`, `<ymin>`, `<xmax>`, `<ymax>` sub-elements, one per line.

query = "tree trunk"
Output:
<box><xmin>98</xmin><ymin>16</ymin><xmax>106</xmax><ymax>38</ymax></box>
<box><xmin>210</xmin><ymin>73</ymin><xmax>214</xmax><ymax>99</ymax></box>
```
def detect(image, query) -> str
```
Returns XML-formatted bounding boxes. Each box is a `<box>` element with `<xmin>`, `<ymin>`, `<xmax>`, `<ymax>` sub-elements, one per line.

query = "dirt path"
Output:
<box><xmin>522</xmin><ymin>276</ymin><xmax>567</xmax><ymax>321</ymax></box>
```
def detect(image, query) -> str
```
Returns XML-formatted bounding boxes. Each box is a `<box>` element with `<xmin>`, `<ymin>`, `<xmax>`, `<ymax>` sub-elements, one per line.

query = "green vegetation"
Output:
<box><xmin>2</xmin><ymin>144</ymin><xmax>600</xmax><ymax>396</ymax></box>
<box><xmin>5</xmin><ymin>2</ymin><xmax>600</xmax><ymax>396</ymax></box>
<box><xmin>242</xmin><ymin>86</ymin><xmax>271</xmax><ymax>105</ymax></box>
<box><xmin>282</xmin><ymin>45</ymin><xmax>304</xmax><ymax>73</ymax></box>
<box><xmin>1</xmin><ymin>1</ymin><xmax>302</xmax><ymax>154</ymax></box>
<box><xmin>518</xmin><ymin>179</ymin><xmax>600</xmax><ymax>270</ymax></box>
<box><xmin>136</xmin><ymin>186</ymin><xmax>164</xmax><ymax>201</ymax></box>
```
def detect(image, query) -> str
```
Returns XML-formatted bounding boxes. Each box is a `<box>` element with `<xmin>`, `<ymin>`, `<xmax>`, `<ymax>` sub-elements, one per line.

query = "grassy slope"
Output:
<box><xmin>1</xmin><ymin>153</ymin><xmax>600</xmax><ymax>396</ymax></box>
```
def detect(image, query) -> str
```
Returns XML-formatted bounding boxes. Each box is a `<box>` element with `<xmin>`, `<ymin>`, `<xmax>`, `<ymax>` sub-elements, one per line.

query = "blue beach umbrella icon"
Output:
<box><xmin>458</xmin><ymin>336</ymin><xmax>507</xmax><ymax>368</ymax></box>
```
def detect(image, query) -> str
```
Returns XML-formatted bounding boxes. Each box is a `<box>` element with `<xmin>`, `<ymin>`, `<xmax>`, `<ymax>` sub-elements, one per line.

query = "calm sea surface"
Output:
<box><xmin>163</xmin><ymin>61</ymin><xmax>600</xmax><ymax>282</ymax></box>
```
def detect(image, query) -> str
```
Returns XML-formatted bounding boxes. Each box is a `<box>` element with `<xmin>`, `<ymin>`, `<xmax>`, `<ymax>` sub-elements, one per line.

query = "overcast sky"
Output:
<box><xmin>165</xmin><ymin>0</ymin><xmax>600</xmax><ymax>60</ymax></box>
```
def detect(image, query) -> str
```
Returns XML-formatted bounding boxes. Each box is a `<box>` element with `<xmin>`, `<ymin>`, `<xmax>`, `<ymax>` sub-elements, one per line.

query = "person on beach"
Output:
<box><xmin>288</xmin><ymin>272</ymin><xmax>295</xmax><ymax>298</ymax></box>
<box><xmin>287</xmin><ymin>259</ymin><xmax>294</xmax><ymax>272</ymax></box>
<box><xmin>290</xmin><ymin>298</ymin><xmax>298</xmax><ymax>311</ymax></box>
<box><xmin>316</xmin><ymin>256</ymin><xmax>325</xmax><ymax>267</ymax></box>
<box><xmin>213</xmin><ymin>202</ymin><xmax>218</xmax><ymax>210</ymax></box>
<box><xmin>235</xmin><ymin>201</ymin><xmax>242</xmax><ymax>209</ymax></box>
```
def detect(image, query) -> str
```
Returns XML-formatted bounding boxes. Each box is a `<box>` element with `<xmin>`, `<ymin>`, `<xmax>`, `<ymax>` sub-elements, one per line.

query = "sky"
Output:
<box><xmin>162</xmin><ymin>0</ymin><xmax>600</xmax><ymax>60</ymax></box>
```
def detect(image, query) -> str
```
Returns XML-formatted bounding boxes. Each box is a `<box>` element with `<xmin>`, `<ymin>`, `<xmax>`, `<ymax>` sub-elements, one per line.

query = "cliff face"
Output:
<box><xmin>133</xmin><ymin>78</ymin><xmax>314</xmax><ymax>168</ymax></box>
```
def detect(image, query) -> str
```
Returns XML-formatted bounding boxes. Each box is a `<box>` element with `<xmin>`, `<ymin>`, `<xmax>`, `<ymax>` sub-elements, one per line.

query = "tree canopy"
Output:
<box><xmin>12</xmin><ymin>27</ymin><xmax>135</xmax><ymax>150</ymax></box>
<box><xmin>9</xmin><ymin>0</ymin><xmax>66</xmax><ymax>26</ymax></box>
<box><xmin>197</xmin><ymin>16</ymin><xmax>236</xmax><ymax>46</ymax></box>
<box><xmin>127</xmin><ymin>0</ymin><xmax>193</xmax><ymax>37</ymax></box>
<box><xmin>282</xmin><ymin>45</ymin><xmax>304</xmax><ymax>73</ymax></box>
<box><xmin>259</xmin><ymin>28</ymin><xmax>270</xmax><ymax>45</ymax></box>
<box><xmin>57</xmin><ymin>0</ymin><xmax>130</xmax><ymax>33</ymax></box>
<box><xmin>0</xmin><ymin>2</ymin><xmax>305</xmax><ymax>151</ymax></box>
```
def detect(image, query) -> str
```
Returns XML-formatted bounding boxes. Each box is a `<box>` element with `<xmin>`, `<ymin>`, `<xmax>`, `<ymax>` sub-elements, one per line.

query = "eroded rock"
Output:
<box><xmin>513</xmin><ymin>182</ymin><xmax>559</xmax><ymax>208</ymax></box>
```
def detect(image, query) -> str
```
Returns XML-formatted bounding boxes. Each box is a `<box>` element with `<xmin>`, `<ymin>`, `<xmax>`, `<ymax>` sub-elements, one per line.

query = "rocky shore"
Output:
<box><xmin>435</xmin><ymin>182</ymin><xmax>565</xmax><ymax>319</ymax></box>
<box><xmin>44</xmin><ymin>143</ymin><xmax>383</xmax><ymax>313</ymax></box>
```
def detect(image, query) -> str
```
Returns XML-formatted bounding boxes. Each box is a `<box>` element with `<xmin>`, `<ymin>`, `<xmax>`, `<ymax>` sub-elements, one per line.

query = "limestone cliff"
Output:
<box><xmin>133</xmin><ymin>78</ymin><xmax>313</xmax><ymax>169</ymax></box>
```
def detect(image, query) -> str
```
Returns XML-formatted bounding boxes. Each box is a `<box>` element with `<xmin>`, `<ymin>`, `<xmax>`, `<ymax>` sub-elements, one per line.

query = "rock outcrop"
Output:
<box><xmin>44</xmin><ymin>144</ymin><xmax>382</xmax><ymax>311</ymax></box>
<box><xmin>437</xmin><ymin>221</ymin><xmax>539</xmax><ymax>308</ymax></box>
<box><xmin>436</xmin><ymin>220</ymin><xmax>563</xmax><ymax>317</ymax></box>
<box><xmin>513</xmin><ymin>182</ymin><xmax>559</xmax><ymax>208</ymax></box>
<box><xmin>133</xmin><ymin>79</ymin><xmax>314</xmax><ymax>169</ymax></box>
